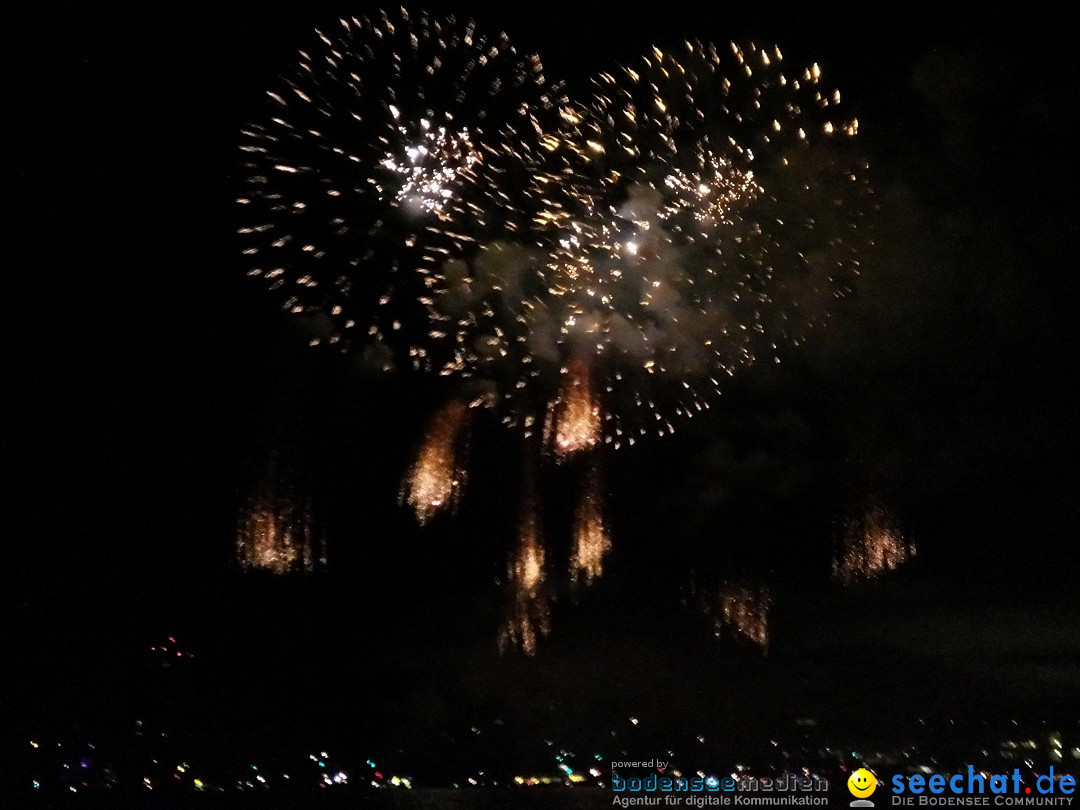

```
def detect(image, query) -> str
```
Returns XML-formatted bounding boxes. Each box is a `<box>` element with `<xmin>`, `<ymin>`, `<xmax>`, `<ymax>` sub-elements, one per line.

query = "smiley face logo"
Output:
<box><xmin>848</xmin><ymin>768</ymin><xmax>877</xmax><ymax>799</ymax></box>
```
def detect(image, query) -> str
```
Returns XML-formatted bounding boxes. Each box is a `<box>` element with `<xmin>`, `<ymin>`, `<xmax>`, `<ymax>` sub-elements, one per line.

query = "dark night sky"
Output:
<box><xmin>5</xmin><ymin>2</ymin><xmax>1080</xmax><ymax>759</ymax></box>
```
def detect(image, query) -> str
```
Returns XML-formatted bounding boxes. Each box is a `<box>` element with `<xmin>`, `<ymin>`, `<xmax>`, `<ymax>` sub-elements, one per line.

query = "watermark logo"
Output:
<box><xmin>890</xmin><ymin>766</ymin><xmax>1077</xmax><ymax>805</ymax></box>
<box><xmin>610</xmin><ymin>769</ymin><xmax>830</xmax><ymax>806</ymax></box>
<box><xmin>849</xmin><ymin>768</ymin><xmax>879</xmax><ymax>807</ymax></box>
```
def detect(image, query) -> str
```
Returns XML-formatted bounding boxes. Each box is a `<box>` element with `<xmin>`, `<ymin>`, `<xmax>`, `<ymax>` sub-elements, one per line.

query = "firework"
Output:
<box><xmin>472</xmin><ymin>39</ymin><xmax>873</xmax><ymax>440</ymax></box>
<box><xmin>240</xmin><ymin>16</ymin><xmax>874</xmax><ymax>648</ymax></box>
<box><xmin>238</xmin><ymin>8</ymin><xmax>560</xmax><ymax>370</ymax></box>
<box><xmin>498</xmin><ymin>500</ymin><xmax>551</xmax><ymax>655</ymax></box>
<box><xmin>570</xmin><ymin>468</ymin><xmax>612</xmax><ymax>587</ymax></box>
<box><xmin>712</xmin><ymin>583</ymin><xmax>772</xmax><ymax>650</ymax></box>
<box><xmin>400</xmin><ymin>400</ymin><xmax>470</xmax><ymax>524</ymax></box>
<box><xmin>833</xmin><ymin>501</ymin><xmax>914</xmax><ymax>584</ymax></box>
<box><xmin>237</xmin><ymin>457</ymin><xmax>325</xmax><ymax>574</ymax></box>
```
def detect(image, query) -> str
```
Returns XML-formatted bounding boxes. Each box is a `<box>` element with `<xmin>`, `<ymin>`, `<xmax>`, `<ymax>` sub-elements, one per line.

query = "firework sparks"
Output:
<box><xmin>238</xmin><ymin>7</ymin><xmax>559</xmax><ymax>369</ymax></box>
<box><xmin>833</xmin><ymin>501</ymin><xmax>914</xmax><ymax>584</ymax></box>
<box><xmin>241</xmin><ymin>19</ymin><xmax>870</xmax><ymax>439</ymax></box>
<box><xmin>712</xmin><ymin>583</ymin><xmax>772</xmax><ymax>650</ymax></box>
<box><xmin>237</xmin><ymin>459</ymin><xmax>325</xmax><ymax>575</ymax></box>
<box><xmin>570</xmin><ymin>469</ymin><xmax>612</xmax><ymax>587</ymax></box>
<box><xmin>492</xmin><ymin>39</ymin><xmax>872</xmax><ymax>439</ymax></box>
<box><xmin>544</xmin><ymin>358</ymin><xmax>601</xmax><ymax>457</ymax></box>
<box><xmin>498</xmin><ymin>500</ymin><xmax>550</xmax><ymax>655</ymax></box>
<box><xmin>660</xmin><ymin>153</ymin><xmax>762</xmax><ymax>226</ymax></box>
<box><xmin>400</xmin><ymin>400</ymin><xmax>469</xmax><ymax>524</ymax></box>
<box><xmin>380</xmin><ymin>123</ymin><xmax>482</xmax><ymax>217</ymax></box>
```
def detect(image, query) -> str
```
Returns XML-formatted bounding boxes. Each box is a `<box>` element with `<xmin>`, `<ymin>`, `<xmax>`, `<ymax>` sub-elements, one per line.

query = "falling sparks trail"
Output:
<box><xmin>570</xmin><ymin>468</ymin><xmax>612</xmax><ymax>587</ymax></box>
<box><xmin>714</xmin><ymin>583</ymin><xmax>772</xmax><ymax>650</ymax></box>
<box><xmin>833</xmin><ymin>501</ymin><xmax>914</xmax><ymax>584</ymax></box>
<box><xmin>545</xmin><ymin>358</ymin><xmax>601</xmax><ymax>458</ymax></box>
<box><xmin>400</xmin><ymin>400</ymin><xmax>469</xmax><ymax>524</ymax></box>
<box><xmin>499</xmin><ymin>499</ymin><xmax>551</xmax><ymax>655</ymax></box>
<box><xmin>237</xmin><ymin>458</ymin><xmax>325</xmax><ymax>575</ymax></box>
